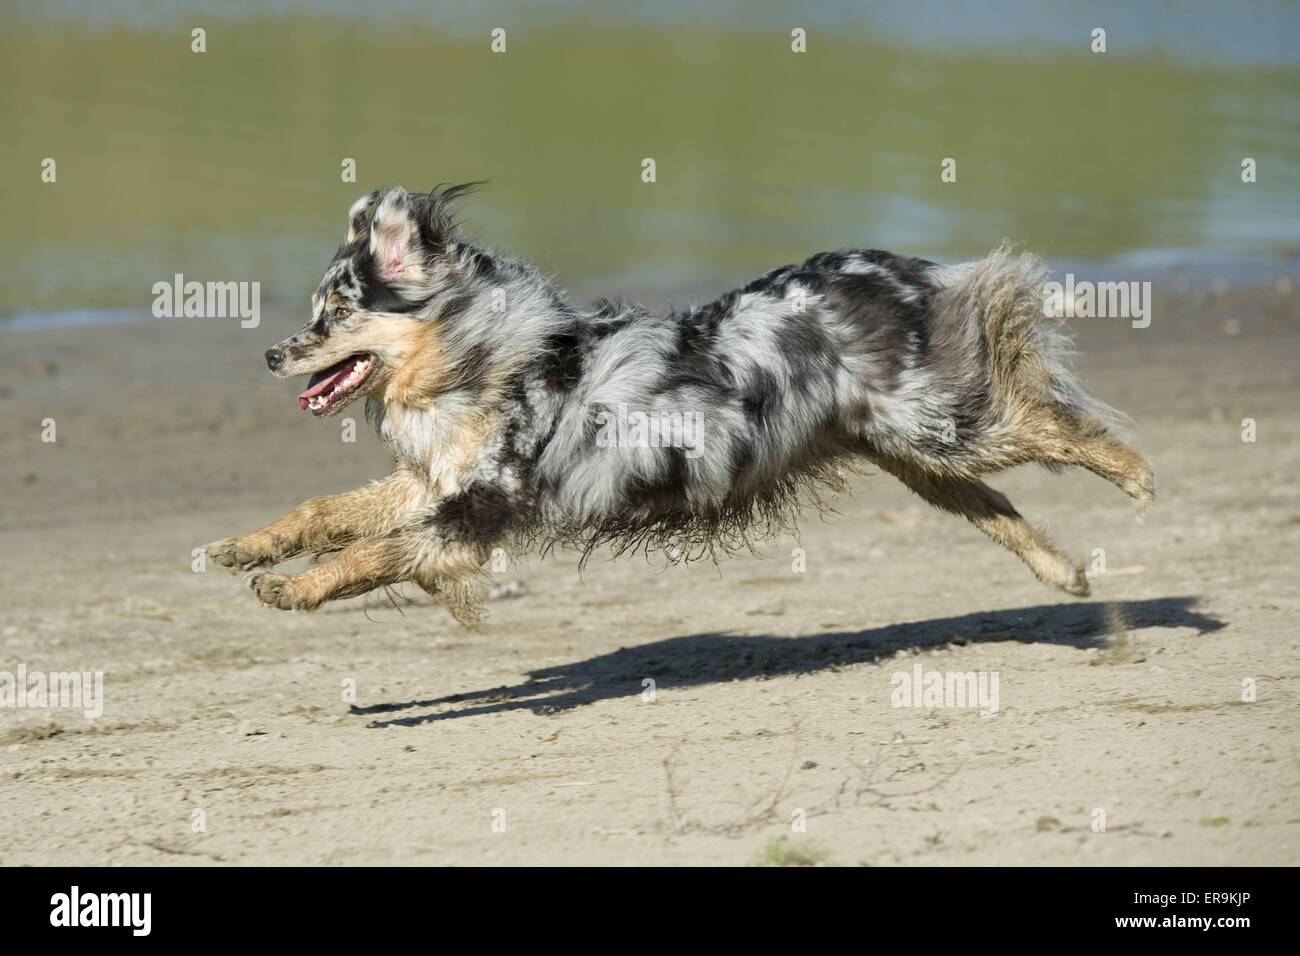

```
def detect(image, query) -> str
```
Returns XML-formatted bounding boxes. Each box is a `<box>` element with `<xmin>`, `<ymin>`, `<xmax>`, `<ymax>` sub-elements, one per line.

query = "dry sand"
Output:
<box><xmin>1</xmin><ymin>283</ymin><xmax>1298</xmax><ymax>865</ymax></box>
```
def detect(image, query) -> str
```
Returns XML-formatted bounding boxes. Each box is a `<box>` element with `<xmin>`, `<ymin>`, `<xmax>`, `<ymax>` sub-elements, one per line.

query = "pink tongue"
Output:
<box><xmin>297</xmin><ymin>358</ymin><xmax>356</xmax><ymax>410</ymax></box>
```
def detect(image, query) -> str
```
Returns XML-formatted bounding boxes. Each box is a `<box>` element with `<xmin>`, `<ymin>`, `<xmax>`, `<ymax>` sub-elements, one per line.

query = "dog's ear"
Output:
<box><xmin>344</xmin><ymin>190</ymin><xmax>380</xmax><ymax>245</ymax></box>
<box><xmin>370</xmin><ymin>187</ymin><xmax>422</xmax><ymax>281</ymax></box>
<box><xmin>369</xmin><ymin>183</ymin><xmax>483</xmax><ymax>280</ymax></box>
<box><xmin>371</xmin><ymin>184</ymin><xmax>421</xmax><ymax>278</ymax></box>
<box><xmin>371</xmin><ymin>187</ymin><xmax>426</xmax><ymax>282</ymax></box>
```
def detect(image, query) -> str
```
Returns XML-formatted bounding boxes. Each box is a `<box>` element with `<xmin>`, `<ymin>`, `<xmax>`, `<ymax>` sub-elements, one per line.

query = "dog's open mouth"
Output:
<box><xmin>297</xmin><ymin>353</ymin><xmax>375</xmax><ymax>415</ymax></box>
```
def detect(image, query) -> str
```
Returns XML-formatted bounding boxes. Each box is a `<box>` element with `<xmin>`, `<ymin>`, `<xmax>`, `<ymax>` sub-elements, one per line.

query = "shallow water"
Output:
<box><xmin>2</xmin><ymin>1</ymin><xmax>1298</xmax><ymax>321</ymax></box>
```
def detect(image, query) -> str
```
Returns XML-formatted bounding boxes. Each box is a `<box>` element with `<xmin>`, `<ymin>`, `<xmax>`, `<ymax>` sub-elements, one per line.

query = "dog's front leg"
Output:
<box><xmin>247</xmin><ymin>526</ymin><xmax>493</xmax><ymax>625</ymax></box>
<box><xmin>205</xmin><ymin>470</ymin><xmax>425</xmax><ymax>572</ymax></box>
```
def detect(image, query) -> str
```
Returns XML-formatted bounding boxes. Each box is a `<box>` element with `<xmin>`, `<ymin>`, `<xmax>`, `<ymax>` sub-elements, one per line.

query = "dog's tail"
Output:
<box><xmin>932</xmin><ymin>241</ymin><xmax>1127</xmax><ymax>437</ymax></box>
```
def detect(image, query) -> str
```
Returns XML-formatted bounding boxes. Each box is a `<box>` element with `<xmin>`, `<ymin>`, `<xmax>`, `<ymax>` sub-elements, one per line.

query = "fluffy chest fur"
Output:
<box><xmin>368</xmin><ymin>396</ymin><xmax>509</xmax><ymax>500</ymax></box>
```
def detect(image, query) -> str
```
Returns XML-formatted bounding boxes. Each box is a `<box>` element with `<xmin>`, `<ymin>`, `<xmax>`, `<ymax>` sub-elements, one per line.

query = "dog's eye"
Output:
<box><xmin>335</xmin><ymin>308</ymin><xmax>352</xmax><ymax>320</ymax></box>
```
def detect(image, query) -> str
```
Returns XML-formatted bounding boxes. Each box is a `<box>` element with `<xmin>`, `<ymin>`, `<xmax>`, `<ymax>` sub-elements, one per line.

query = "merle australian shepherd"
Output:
<box><xmin>205</xmin><ymin>185</ymin><xmax>1153</xmax><ymax>624</ymax></box>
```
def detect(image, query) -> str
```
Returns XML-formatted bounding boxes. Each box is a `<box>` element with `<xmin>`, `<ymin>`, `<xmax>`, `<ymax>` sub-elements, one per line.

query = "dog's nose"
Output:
<box><xmin>264</xmin><ymin>348</ymin><xmax>285</xmax><ymax>371</ymax></box>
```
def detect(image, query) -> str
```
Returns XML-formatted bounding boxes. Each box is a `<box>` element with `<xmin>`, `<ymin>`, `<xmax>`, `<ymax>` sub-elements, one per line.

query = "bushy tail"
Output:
<box><xmin>935</xmin><ymin>241</ymin><xmax>1128</xmax><ymax>436</ymax></box>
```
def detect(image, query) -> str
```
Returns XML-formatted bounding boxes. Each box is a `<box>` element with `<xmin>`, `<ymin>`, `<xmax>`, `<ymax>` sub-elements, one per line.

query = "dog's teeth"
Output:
<box><xmin>306</xmin><ymin>359</ymin><xmax>368</xmax><ymax>413</ymax></box>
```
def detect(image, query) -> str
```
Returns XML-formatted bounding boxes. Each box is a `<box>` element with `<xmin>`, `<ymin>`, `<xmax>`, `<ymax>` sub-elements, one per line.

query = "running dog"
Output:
<box><xmin>204</xmin><ymin>185</ymin><xmax>1153</xmax><ymax>624</ymax></box>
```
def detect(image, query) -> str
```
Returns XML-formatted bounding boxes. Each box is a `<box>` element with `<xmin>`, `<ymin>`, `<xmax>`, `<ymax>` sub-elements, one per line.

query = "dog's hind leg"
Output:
<box><xmin>1013</xmin><ymin>408</ymin><xmax>1156</xmax><ymax>506</ymax></box>
<box><xmin>871</xmin><ymin>456</ymin><xmax>1089</xmax><ymax>596</ymax></box>
<box><xmin>1050</xmin><ymin>428</ymin><xmax>1155</xmax><ymax>507</ymax></box>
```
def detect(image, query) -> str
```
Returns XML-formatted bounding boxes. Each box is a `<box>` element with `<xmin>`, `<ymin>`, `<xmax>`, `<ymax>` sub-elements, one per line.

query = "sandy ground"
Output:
<box><xmin>1</xmin><ymin>282</ymin><xmax>1298</xmax><ymax>866</ymax></box>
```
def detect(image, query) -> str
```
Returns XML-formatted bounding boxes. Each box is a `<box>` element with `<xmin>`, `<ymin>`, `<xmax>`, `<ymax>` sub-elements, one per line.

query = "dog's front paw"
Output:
<box><xmin>248</xmin><ymin>571</ymin><xmax>317</xmax><ymax>611</ymax></box>
<box><xmin>205</xmin><ymin>536</ymin><xmax>278</xmax><ymax>574</ymax></box>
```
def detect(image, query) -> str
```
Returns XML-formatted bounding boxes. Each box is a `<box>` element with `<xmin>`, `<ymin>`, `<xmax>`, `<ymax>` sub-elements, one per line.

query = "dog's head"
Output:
<box><xmin>265</xmin><ymin>184</ymin><xmax>479</xmax><ymax>416</ymax></box>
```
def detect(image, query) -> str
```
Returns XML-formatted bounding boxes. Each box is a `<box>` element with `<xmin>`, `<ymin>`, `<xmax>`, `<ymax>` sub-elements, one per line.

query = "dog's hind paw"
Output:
<box><xmin>1062</xmin><ymin>563</ymin><xmax>1091</xmax><ymax>598</ymax></box>
<box><xmin>1033</xmin><ymin>557</ymin><xmax>1091</xmax><ymax>597</ymax></box>
<box><xmin>205</xmin><ymin>536</ymin><xmax>278</xmax><ymax>574</ymax></box>
<box><xmin>1123</xmin><ymin>462</ymin><xmax>1156</xmax><ymax>510</ymax></box>
<box><xmin>248</xmin><ymin>571</ymin><xmax>316</xmax><ymax>611</ymax></box>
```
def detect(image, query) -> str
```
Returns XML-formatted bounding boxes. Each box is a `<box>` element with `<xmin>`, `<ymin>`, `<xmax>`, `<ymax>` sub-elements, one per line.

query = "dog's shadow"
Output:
<box><xmin>355</xmin><ymin>596</ymin><xmax>1224</xmax><ymax>728</ymax></box>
